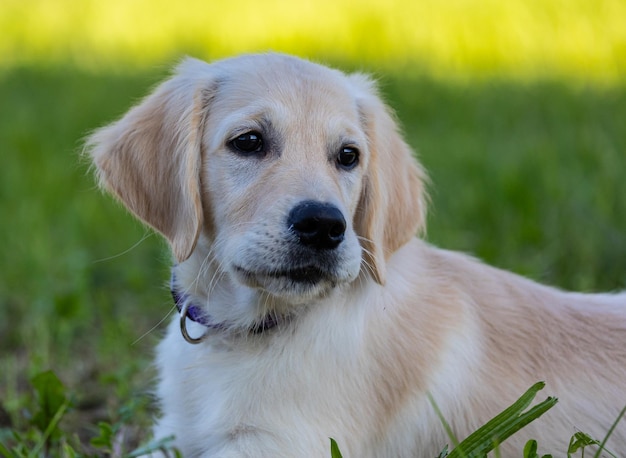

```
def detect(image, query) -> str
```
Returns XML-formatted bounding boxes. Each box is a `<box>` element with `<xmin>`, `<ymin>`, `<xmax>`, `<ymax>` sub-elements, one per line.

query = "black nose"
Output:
<box><xmin>287</xmin><ymin>201</ymin><xmax>346</xmax><ymax>250</ymax></box>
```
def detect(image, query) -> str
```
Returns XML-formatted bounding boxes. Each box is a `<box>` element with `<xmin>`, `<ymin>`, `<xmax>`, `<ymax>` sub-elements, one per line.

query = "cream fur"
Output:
<box><xmin>87</xmin><ymin>53</ymin><xmax>626</xmax><ymax>457</ymax></box>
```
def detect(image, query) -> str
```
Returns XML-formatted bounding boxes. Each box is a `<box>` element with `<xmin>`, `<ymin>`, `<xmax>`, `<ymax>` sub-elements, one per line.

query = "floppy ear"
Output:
<box><xmin>351</xmin><ymin>75</ymin><xmax>428</xmax><ymax>285</ymax></box>
<box><xmin>86</xmin><ymin>58</ymin><xmax>215</xmax><ymax>262</ymax></box>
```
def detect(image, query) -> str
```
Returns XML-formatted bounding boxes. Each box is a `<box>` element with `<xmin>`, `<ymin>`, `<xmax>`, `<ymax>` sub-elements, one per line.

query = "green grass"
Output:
<box><xmin>386</xmin><ymin>76</ymin><xmax>626</xmax><ymax>291</ymax></box>
<box><xmin>0</xmin><ymin>67</ymin><xmax>168</xmax><ymax>451</ymax></box>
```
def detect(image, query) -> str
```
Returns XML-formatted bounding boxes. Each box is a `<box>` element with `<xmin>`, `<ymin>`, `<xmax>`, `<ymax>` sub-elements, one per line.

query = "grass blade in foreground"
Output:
<box><xmin>592</xmin><ymin>403</ymin><xmax>626</xmax><ymax>458</ymax></box>
<box><xmin>445</xmin><ymin>381</ymin><xmax>558</xmax><ymax>458</ymax></box>
<box><xmin>330</xmin><ymin>438</ymin><xmax>343</xmax><ymax>458</ymax></box>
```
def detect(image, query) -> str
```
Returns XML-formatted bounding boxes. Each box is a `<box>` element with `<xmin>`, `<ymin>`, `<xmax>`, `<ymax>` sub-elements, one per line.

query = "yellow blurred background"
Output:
<box><xmin>1</xmin><ymin>0</ymin><xmax>625</xmax><ymax>83</ymax></box>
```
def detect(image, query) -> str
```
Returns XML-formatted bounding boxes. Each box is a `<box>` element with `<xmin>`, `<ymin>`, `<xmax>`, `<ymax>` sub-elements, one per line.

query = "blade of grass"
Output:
<box><xmin>453</xmin><ymin>398</ymin><xmax>557</xmax><ymax>458</ymax></box>
<box><xmin>448</xmin><ymin>382</ymin><xmax>544</xmax><ymax>456</ymax></box>
<box><xmin>428</xmin><ymin>392</ymin><xmax>463</xmax><ymax>456</ymax></box>
<box><xmin>28</xmin><ymin>399</ymin><xmax>71</xmax><ymax>458</ymax></box>
<box><xmin>0</xmin><ymin>441</ymin><xmax>18</xmax><ymax>458</ymax></box>
<box><xmin>127</xmin><ymin>435</ymin><xmax>177</xmax><ymax>457</ymax></box>
<box><xmin>447</xmin><ymin>382</ymin><xmax>557</xmax><ymax>458</ymax></box>
<box><xmin>593</xmin><ymin>404</ymin><xmax>626</xmax><ymax>458</ymax></box>
<box><xmin>330</xmin><ymin>438</ymin><xmax>343</xmax><ymax>458</ymax></box>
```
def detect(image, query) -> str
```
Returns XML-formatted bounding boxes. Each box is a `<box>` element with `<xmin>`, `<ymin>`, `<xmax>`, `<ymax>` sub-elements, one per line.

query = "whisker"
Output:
<box><xmin>132</xmin><ymin>304</ymin><xmax>175</xmax><ymax>346</ymax></box>
<box><xmin>92</xmin><ymin>231</ymin><xmax>154</xmax><ymax>263</ymax></box>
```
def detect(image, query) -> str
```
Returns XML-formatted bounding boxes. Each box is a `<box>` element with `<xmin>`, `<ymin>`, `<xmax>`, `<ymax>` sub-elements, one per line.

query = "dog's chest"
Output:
<box><xmin>154</xmin><ymin>317</ymin><xmax>370</xmax><ymax>456</ymax></box>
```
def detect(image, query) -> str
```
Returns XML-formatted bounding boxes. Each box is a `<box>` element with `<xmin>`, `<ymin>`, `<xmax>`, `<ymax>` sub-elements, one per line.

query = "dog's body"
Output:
<box><xmin>87</xmin><ymin>54</ymin><xmax>626</xmax><ymax>457</ymax></box>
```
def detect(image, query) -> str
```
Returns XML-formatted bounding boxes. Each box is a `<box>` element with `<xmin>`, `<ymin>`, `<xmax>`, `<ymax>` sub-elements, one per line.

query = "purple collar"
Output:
<box><xmin>170</xmin><ymin>274</ymin><xmax>213</xmax><ymax>326</ymax></box>
<box><xmin>170</xmin><ymin>269</ymin><xmax>279</xmax><ymax>343</ymax></box>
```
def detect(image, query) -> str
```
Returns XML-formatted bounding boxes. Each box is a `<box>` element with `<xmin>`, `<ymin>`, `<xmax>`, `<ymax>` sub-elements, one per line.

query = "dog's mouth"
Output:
<box><xmin>272</xmin><ymin>266</ymin><xmax>329</xmax><ymax>284</ymax></box>
<box><xmin>232</xmin><ymin>264</ymin><xmax>341</xmax><ymax>300</ymax></box>
<box><xmin>235</xmin><ymin>265</ymin><xmax>330</xmax><ymax>286</ymax></box>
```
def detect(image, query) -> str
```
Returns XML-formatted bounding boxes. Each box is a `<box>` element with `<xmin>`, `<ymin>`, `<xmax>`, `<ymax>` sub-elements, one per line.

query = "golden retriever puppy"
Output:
<box><xmin>87</xmin><ymin>54</ymin><xmax>626</xmax><ymax>457</ymax></box>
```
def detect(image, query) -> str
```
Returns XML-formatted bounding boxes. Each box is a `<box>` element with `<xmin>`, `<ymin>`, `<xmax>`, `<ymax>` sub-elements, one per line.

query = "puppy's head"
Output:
<box><xmin>86</xmin><ymin>54</ymin><xmax>426</xmax><ymax>299</ymax></box>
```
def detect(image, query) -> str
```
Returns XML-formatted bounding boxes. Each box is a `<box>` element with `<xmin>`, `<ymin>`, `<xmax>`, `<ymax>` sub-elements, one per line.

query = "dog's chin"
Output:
<box><xmin>233</xmin><ymin>265</ymin><xmax>341</xmax><ymax>301</ymax></box>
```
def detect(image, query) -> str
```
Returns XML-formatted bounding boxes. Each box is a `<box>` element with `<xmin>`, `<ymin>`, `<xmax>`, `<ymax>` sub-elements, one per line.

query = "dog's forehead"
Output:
<box><xmin>212</xmin><ymin>54</ymin><xmax>359</xmax><ymax>116</ymax></box>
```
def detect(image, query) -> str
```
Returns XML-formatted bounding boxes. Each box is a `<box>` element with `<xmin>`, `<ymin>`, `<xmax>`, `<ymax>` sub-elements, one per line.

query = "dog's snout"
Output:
<box><xmin>288</xmin><ymin>201</ymin><xmax>346</xmax><ymax>250</ymax></box>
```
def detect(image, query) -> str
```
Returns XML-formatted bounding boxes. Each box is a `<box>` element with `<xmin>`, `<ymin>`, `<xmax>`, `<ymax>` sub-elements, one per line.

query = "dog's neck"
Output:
<box><xmin>170</xmin><ymin>269</ymin><xmax>280</xmax><ymax>339</ymax></box>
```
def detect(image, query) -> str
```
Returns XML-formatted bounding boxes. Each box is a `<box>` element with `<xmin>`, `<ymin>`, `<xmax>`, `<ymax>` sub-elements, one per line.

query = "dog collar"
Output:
<box><xmin>170</xmin><ymin>269</ymin><xmax>279</xmax><ymax>344</ymax></box>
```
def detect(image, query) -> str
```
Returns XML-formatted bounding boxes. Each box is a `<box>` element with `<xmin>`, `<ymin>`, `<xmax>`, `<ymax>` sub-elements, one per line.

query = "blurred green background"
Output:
<box><xmin>1</xmin><ymin>0</ymin><xmax>625</xmax><ymax>451</ymax></box>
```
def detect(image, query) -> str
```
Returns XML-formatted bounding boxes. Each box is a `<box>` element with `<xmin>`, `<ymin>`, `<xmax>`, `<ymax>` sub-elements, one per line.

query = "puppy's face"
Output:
<box><xmin>202</xmin><ymin>60</ymin><xmax>367</xmax><ymax>300</ymax></box>
<box><xmin>87</xmin><ymin>54</ymin><xmax>426</xmax><ymax>307</ymax></box>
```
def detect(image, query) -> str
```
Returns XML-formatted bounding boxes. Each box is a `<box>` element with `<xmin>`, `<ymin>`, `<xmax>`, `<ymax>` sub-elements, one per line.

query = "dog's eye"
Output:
<box><xmin>231</xmin><ymin>132</ymin><xmax>264</xmax><ymax>154</ymax></box>
<box><xmin>337</xmin><ymin>146</ymin><xmax>359</xmax><ymax>170</ymax></box>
